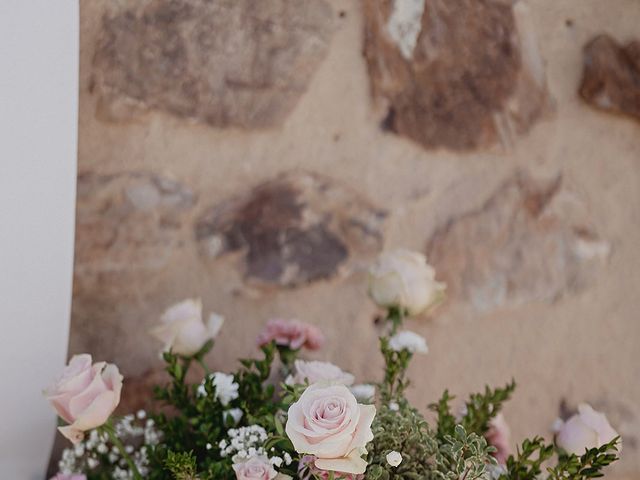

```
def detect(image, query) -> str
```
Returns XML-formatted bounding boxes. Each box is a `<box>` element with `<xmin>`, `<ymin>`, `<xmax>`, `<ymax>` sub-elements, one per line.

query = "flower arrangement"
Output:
<box><xmin>46</xmin><ymin>250</ymin><xmax>621</xmax><ymax>480</ymax></box>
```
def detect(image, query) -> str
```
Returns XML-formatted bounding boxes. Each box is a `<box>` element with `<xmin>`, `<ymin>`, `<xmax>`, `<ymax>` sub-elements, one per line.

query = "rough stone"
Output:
<box><xmin>363</xmin><ymin>0</ymin><xmax>552</xmax><ymax>151</ymax></box>
<box><xmin>195</xmin><ymin>171</ymin><xmax>386</xmax><ymax>288</ymax></box>
<box><xmin>91</xmin><ymin>0</ymin><xmax>334</xmax><ymax>128</ymax></box>
<box><xmin>427</xmin><ymin>173</ymin><xmax>610</xmax><ymax>312</ymax></box>
<box><xmin>75</xmin><ymin>171</ymin><xmax>195</xmax><ymax>276</ymax></box>
<box><xmin>579</xmin><ymin>34</ymin><xmax>640</xmax><ymax>122</ymax></box>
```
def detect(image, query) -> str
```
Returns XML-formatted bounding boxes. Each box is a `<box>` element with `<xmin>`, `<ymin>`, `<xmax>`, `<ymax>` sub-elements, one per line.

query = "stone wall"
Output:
<box><xmin>71</xmin><ymin>0</ymin><xmax>640</xmax><ymax>476</ymax></box>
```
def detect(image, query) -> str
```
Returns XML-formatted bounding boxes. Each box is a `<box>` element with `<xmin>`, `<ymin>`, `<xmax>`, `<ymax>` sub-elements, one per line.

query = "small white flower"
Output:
<box><xmin>386</xmin><ymin>451</ymin><xmax>403</xmax><ymax>467</ymax></box>
<box><xmin>389</xmin><ymin>402</ymin><xmax>400</xmax><ymax>411</ymax></box>
<box><xmin>199</xmin><ymin>372</ymin><xmax>239</xmax><ymax>406</ymax></box>
<box><xmin>224</xmin><ymin>408</ymin><xmax>244</xmax><ymax>425</ymax></box>
<box><xmin>206</xmin><ymin>443</ymin><xmax>213</xmax><ymax>450</ymax></box>
<box><xmin>389</xmin><ymin>330</ymin><xmax>428</xmax><ymax>354</ymax></box>
<box><xmin>136</xmin><ymin>409</ymin><xmax>147</xmax><ymax>419</ymax></box>
<box><xmin>350</xmin><ymin>384</ymin><xmax>376</xmax><ymax>402</ymax></box>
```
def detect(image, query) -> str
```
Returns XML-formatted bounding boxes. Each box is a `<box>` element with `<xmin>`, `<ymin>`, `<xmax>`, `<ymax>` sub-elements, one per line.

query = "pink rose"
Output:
<box><xmin>286</xmin><ymin>384</ymin><xmax>376</xmax><ymax>474</ymax></box>
<box><xmin>485</xmin><ymin>413</ymin><xmax>512</xmax><ymax>465</ymax></box>
<box><xmin>556</xmin><ymin>404</ymin><xmax>620</xmax><ymax>455</ymax></box>
<box><xmin>287</xmin><ymin>360</ymin><xmax>355</xmax><ymax>386</ymax></box>
<box><xmin>44</xmin><ymin>354</ymin><xmax>123</xmax><ymax>444</ymax></box>
<box><xmin>256</xmin><ymin>319</ymin><xmax>325</xmax><ymax>351</ymax></box>
<box><xmin>232</xmin><ymin>456</ymin><xmax>277</xmax><ymax>480</ymax></box>
<box><xmin>50</xmin><ymin>475</ymin><xmax>87</xmax><ymax>480</ymax></box>
<box><xmin>299</xmin><ymin>455</ymin><xmax>364</xmax><ymax>480</ymax></box>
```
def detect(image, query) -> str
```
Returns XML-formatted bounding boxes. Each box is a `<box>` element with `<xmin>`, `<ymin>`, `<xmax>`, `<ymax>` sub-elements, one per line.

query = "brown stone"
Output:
<box><xmin>427</xmin><ymin>173</ymin><xmax>609</xmax><ymax>312</ymax></box>
<box><xmin>363</xmin><ymin>0</ymin><xmax>552</xmax><ymax>151</ymax></box>
<box><xmin>579</xmin><ymin>34</ymin><xmax>640</xmax><ymax>122</ymax></box>
<box><xmin>91</xmin><ymin>0</ymin><xmax>334</xmax><ymax>128</ymax></box>
<box><xmin>75</xmin><ymin>171</ymin><xmax>195</xmax><ymax>276</ymax></box>
<box><xmin>195</xmin><ymin>171</ymin><xmax>386</xmax><ymax>288</ymax></box>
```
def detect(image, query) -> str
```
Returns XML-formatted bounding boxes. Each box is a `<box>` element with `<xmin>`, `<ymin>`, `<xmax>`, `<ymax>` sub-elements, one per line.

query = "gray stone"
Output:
<box><xmin>363</xmin><ymin>0</ymin><xmax>552</xmax><ymax>151</ymax></box>
<box><xmin>91</xmin><ymin>0</ymin><xmax>334</xmax><ymax>128</ymax></box>
<box><xmin>427</xmin><ymin>173</ymin><xmax>609</xmax><ymax>312</ymax></box>
<box><xmin>580</xmin><ymin>34</ymin><xmax>640</xmax><ymax>122</ymax></box>
<box><xmin>74</xmin><ymin>171</ymin><xmax>195</xmax><ymax>276</ymax></box>
<box><xmin>195</xmin><ymin>171</ymin><xmax>386</xmax><ymax>287</ymax></box>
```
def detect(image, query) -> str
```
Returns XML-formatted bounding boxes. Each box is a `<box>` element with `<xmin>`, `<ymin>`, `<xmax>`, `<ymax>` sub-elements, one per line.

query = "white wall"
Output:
<box><xmin>0</xmin><ymin>1</ymin><xmax>78</xmax><ymax>478</ymax></box>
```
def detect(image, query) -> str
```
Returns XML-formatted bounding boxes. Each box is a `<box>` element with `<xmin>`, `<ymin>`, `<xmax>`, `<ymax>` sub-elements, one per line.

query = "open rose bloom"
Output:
<box><xmin>556</xmin><ymin>404</ymin><xmax>620</xmax><ymax>455</ymax></box>
<box><xmin>368</xmin><ymin>249</ymin><xmax>445</xmax><ymax>316</ymax></box>
<box><xmin>44</xmin><ymin>354</ymin><xmax>122</xmax><ymax>443</ymax></box>
<box><xmin>232</xmin><ymin>456</ymin><xmax>278</xmax><ymax>480</ymax></box>
<box><xmin>151</xmin><ymin>298</ymin><xmax>224</xmax><ymax>356</ymax></box>
<box><xmin>287</xmin><ymin>360</ymin><xmax>355</xmax><ymax>386</ymax></box>
<box><xmin>286</xmin><ymin>383</ymin><xmax>376</xmax><ymax>474</ymax></box>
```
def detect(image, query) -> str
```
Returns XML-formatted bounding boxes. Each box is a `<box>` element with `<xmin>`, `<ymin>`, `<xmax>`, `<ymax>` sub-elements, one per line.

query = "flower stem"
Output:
<box><xmin>196</xmin><ymin>356</ymin><xmax>210</xmax><ymax>376</ymax></box>
<box><xmin>102</xmin><ymin>421</ymin><xmax>143</xmax><ymax>479</ymax></box>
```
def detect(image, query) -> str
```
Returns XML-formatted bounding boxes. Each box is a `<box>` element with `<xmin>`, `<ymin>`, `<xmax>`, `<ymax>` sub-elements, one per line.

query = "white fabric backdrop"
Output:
<box><xmin>0</xmin><ymin>1</ymin><xmax>78</xmax><ymax>477</ymax></box>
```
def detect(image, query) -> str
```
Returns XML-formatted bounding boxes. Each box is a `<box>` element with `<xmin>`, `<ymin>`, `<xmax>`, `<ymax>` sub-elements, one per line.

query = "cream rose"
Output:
<box><xmin>286</xmin><ymin>360</ymin><xmax>355</xmax><ymax>386</ymax></box>
<box><xmin>556</xmin><ymin>404</ymin><xmax>620</xmax><ymax>455</ymax></box>
<box><xmin>44</xmin><ymin>354</ymin><xmax>123</xmax><ymax>444</ymax></box>
<box><xmin>232</xmin><ymin>456</ymin><xmax>277</xmax><ymax>480</ymax></box>
<box><xmin>151</xmin><ymin>298</ymin><xmax>224</xmax><ymax>356</ymax></box>
<box><xmin>286</xmin><ymin>383</ymin><xmax>376</xmax><ymax>474</ymax></box>
<box><xmin>368</xmin><ymin>249</ymin><xmax>445</xmax><ymax>316</ymax></box>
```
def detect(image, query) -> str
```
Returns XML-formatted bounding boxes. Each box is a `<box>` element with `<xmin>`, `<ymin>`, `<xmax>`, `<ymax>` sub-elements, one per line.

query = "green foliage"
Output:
<box><xmin>501</xmin><ymin>437</ymin><xmax>554</xmax><ymax>480</ymax></box>
<box><xmin>164</xmin><ymin>451</ymin><xmax>197</xmax><ymax>480</ymax></box>
<box><xmin>367</xmin><ymin>401</ymin><xmax>438</xmax><ymax>480</ymax></box>
<box><xmin>379</xmin><ymin>336</ymin><xmax>413</xmax><ymax>402</ymax></box>
<box><xmin>434</xmin><ymin>425</ymin><xmax>496</xmax><ymax>480</ymax></box>
<box><xmin>549</xmin><ymin>438</ymin><xmax>620</xmax><ymax>480</ymax></box>
<box><xmin>500</xmin><ymin>437</ymin><xmax>621</xmax><ymax>480</ymax></box>
<box><xmin>428</xmin><ymin>381</ymin><xmax>516</xmax><ymax>441</ymax></box>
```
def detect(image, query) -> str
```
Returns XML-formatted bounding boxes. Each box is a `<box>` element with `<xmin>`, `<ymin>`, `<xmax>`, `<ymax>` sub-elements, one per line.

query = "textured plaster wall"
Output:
<box><xmin>71</xmin><ymin>0</ymin><xmax>640</xmax><ymax>476</ymax></box>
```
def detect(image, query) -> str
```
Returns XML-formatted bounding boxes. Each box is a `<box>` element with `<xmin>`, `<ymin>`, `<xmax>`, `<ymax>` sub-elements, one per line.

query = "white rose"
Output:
<box><xmin>232</xmin><ymin>456</ymin><xmax>277</xmax><ymax>480</ymax></box>
<box><xmin>286</xmin><ymin>360</ymin><xmax>354</xmax><ymax>386</ymax></box>
<box><xmin>556</xmin><ymin>404</ymin><xmax>620</xmax><ymax>455</ymax></box>
<box><xmin>151</xmin><ymin>299</ymin><xmax>224</xmax><ymax>356</ymax></box>
<box><xmin>350</xmin><ymin>384</ymin><xmax>376</xmax><ymax>402</ymax></box>
<box><xmin>286</xmin><ymin>383</ymin><xmax>376</xmax><ymax>474</ymax></box>
<box><xmin>386</xmin><ymin>451</ymin><xmax>403</xmax><ymax>467</ymax></box>
<box><xmin>368</xmin><ymin>249</ymin><xmax>445</xmax><ymax>315</ymax></box>
<box><xmin>388</xmin><ymin>330</ymin><xmax>428</xmax><ymax>354</ymax></box>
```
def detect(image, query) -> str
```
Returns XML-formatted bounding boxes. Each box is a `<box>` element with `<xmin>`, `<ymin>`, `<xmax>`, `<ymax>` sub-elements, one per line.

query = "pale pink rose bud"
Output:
<box><xmin>485</xmin><ymin>413</ymin><xmax>512</xmax><ymax>465</ymax></box>
<box><xmin>232</xmin><ymin>456</ymin><xmax>277</xmax><ymax>480</ymax></box>
<box><xmin>368</xmin><ymin>249</ymin><xmax>445</xmax><ymax>316</ymax></box>
<box><xmin>44</xmin><ymin>354</ymin><xmax>123</xmax><ymax>444</ymax></box>
<box><xmin>556</xmin><ymin>404</ymin><xmax>620</xmax><ymax>455</ymax></box>
<box><xmin>256</xmin><ymin>319</ymin><xmax>325</xmax><ymax>351</ymax></box>
<box><xmin>151</xmin><ymin>299</ymin><xmax>224</xmax><ymax>356</ymax></box>
<box><xmin>286</xmin><ymin>384</ymin><xmax>376</xmax><ymax>475</ymax></box>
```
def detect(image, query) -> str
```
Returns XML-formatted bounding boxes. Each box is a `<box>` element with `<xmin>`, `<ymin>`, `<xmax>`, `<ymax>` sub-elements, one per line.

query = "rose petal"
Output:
<box><xmin>67</xmin><ymin>362</ymin><xmax>107</xmax><ymax>418</ymax></box>
<box><xmin>348</xmin><ymin>404</ymin><xmax>376</xmax><ymax>451</ymax></box>
<box><xmin>314</xmin><ymin>448</ymin><xmax>369</xmax><ymax>475</ymax></box>
<box><xmin>58</xmin><ymin>425</ymin><xmax>85</xmax><ymax>444</ymax></box>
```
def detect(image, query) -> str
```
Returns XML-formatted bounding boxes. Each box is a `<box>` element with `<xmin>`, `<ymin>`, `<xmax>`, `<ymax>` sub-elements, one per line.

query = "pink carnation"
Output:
<box><xmin>485</xmin><ymin>413</ymin><xmax>512</xmax><ymax>465</ymax></box>
<box><xmin>298</xmin><ymin>455</ymin><xmax>364</xmax><ymax>480</ymax></box>
<box><xmin>256</xmin><ymin>319</ymin><xmax>325</xmax><ymax>351</ymax></box>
